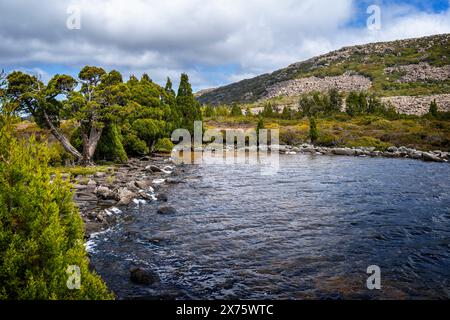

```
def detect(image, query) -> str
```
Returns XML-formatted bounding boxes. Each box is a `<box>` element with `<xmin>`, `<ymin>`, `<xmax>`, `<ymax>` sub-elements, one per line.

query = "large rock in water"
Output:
<box><xmin>130</xmin><ymin>267</ymin><xmax>159</xmax><ymax>285</ymax></box>
<box><xmin>96</xmin><ymin>186</ymin><xmax>116</xmax><ymax>200</ymax></box>
<box><xmin>135</xmin><ymin>180</ymin><xmax>151</xmax><ymax>190</ymax></box>
<box><xmin>332</xmin><ymin>148</ymin><xmax>355</xmax><ymax>156</ymax></box>
<box><xmin>157</xmin><ymin>193</ymin><xmax>168</xmax><ymax>202</ymax></box>
<box><xmin>116</xmin><ymin>187</ymin><xmax>137</xmax><ymax>206</ymax></box>
<box><xmin>157</xmin><ymin>206</ymin><xmax>177</xmax><ymax>215</ymax></box>
<box><xmin>422</xmin><ymin>152</ymin><xmax>445</xmax><ymax>162</ymax></box>
<box><xmin>145</xmin><ymin>165</ymin><xmax>163</xmax><ymax>173</ymax></box>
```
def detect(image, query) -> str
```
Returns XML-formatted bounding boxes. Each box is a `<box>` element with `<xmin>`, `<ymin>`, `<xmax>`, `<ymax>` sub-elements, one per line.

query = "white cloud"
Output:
<box><xmin>0</xmin><ymin>0</ymin><xmax>449</xmax><ymax>90</ymax></box>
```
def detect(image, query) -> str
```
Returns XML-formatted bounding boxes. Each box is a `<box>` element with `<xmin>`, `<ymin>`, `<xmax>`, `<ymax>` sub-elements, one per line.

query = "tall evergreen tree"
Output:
<box><xmin>309</xmin><ymin>117</ymin><xmax>319</xmax><ymax>143</ymax></box>
<box><xmin>176</xmin><ymin>73</ymin><xmax>202</xmax><ymax>134</ymax></box>
<box><xmin>429</xmin><ymin>99</ymin><xmax>438</xmax><ymax>117</ymax></box>
<box><xmin>162</xmin><ymin>77</ymin><xmax>176</xmax><ymax>107</ymax></box>
<box><xmin>165</xmin><ymin>77</ymin><xmax>176</xmax><ymax>97</ymax></box>
<box><xmin>141</xmin><ymin>73</ymin><xmax>152</xmax><ymax>83</ymax></box>
<box><xmin>328</xmin><ymin>89</ymin><xmax>342</xmax><ymax>114</ymax></box>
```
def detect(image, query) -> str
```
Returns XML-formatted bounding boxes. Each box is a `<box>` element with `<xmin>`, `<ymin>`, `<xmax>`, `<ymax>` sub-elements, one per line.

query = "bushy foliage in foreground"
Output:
<box><xmin>0</xmin><ymin>126</ymin><xmax>113</xmax><ymax>299</ymax></box>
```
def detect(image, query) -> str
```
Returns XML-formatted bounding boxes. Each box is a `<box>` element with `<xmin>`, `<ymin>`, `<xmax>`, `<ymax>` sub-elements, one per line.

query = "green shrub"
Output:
<box><xmin>69</xmin><ymin>127</ymin><xmax>83</xmax><ymax>153</ymax></box>
<box><xmin>230</xmin><ymin>104</ymin><xmax>243</xmax><ymax>116</ymax></box>
<box><xmin>355</xmin><ymin>115</ymin><xmax>382</xmax><ymax>126</ymax></box>
<box><xmin>371</xmin><ymin>119</ymin><xmax>394</xmax><ymax>130</ymax></box>
<box><xmin>0</xmin><ymin>128</ymin><xmax>113</xmax><ymax>299</ymax></box>
<box><xmin>132</xmin><ymin>119</ymin><xmax>165</xmax><ymax>147</ymax></box>
<box><xmin>280</xmin><ymin>129</ymin><xmax>306</xmax><ymax>146</ymax></box>
<box><xmin>345</xmin><ymin>136</ymin><xmax>391</xmax><ymax>150</ymax></box>
<box><xmin>47</xmin><ymin>143</ymin><xmax>74</xmax><ymax>167</ymax></box>
<box><xmin>95</xmin><ymin>124</ymin><xmax>128</xmax><ymax>163</ymax></box>
<box><xmin>316</xmin><ymin>133</ymin><xmax>339</xmax><ymax>147</ymax></box>
<box><xmin>123</xmin><ymin>133</ymin><xmax>149</xmax><ymax>156</ymax></box>
<box><xmin>154</xmin><ymin>138</ymin><xmax>174</xmax><ymax>153</ymax></box>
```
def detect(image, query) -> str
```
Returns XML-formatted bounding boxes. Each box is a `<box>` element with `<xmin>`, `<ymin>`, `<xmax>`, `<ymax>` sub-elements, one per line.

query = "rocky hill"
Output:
<box><xmin>196</xmin><ymin>34</ymin><xmax>450</xmax><ymax>114</ymax></box>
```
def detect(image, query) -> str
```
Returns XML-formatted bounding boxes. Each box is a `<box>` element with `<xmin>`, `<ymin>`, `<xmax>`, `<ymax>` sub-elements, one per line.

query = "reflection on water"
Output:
<box><xmin>90</xmin><ymin>155</ymin><xmax>450</xmax><ymax>299</ymax></box>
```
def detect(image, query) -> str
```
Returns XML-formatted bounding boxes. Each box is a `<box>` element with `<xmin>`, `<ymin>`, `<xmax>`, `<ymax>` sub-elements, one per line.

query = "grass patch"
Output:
<box><xmin>50</xmin><ymin>165</ymin><xmax>112</xmax><ymax>177</ymax></box>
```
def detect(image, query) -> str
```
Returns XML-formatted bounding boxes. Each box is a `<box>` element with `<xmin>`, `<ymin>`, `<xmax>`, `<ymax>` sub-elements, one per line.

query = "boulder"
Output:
<box><xmin>332</xmin><ymin>148</ymin><xmax>355</xmax><ymax>156</ymax></box>
<box><xmin>422</xmin><ymin>152</ymin><xmax>445</xmax><ymax>162</ymax></box>
<box><xmin>126</xmin><ymin>181</ymin><xmax>140</xmax><ymax>192</ymax></box>
<box><xmin>410</xmin><ymin>151</ymin><xmax>423</xmax><ymax>160</ymax></box>
<box><xmin>130</xmin><ymin>267</ymin><xmax>159</xmax><ymax>285</ymax></box>
<box><xmin>135</xmin><ymin>180</ymin><xmax>151</xmax><ymax>190</ymax></box>
<box><xmin>145</xmin><ymin>165</ymin><xmax>163</xmax><ymax>173</ymax></box>
<box><xmin>166</xmin><ymin>177</ymin><xmax>183</xmax><ymax>184</ymax></box>
<box><xmin>387</xmin><ymin>146</ymin><xmax>398</xmax><ymax>153</ymax></box>
<box><xmin>302</xmin><ymin>147</ymin><xmax>316</xmax><ymax>154</ymax></box>
<box><xmin>96</xmin><ymin>186</ymin><xmax>115</xmax><ymax>200</ymax></box>
<box><xmin>138</xmin><ymin>191</ymin><xmax>154</xmax><ymax>201</ymax></box>
<box><xmin>94</xmin><ymin>172</ymin><xmax>106</xmax><ymax>178</ymax></box>
<box><xmin>157</xmin><ymin>193</ymin><xmax>168</xmax><ymax>202</ymax></box>
<box><xmin>116</xmin><ymin>188</ymin><xmax>137</xmax><ymax>206</ymax></box>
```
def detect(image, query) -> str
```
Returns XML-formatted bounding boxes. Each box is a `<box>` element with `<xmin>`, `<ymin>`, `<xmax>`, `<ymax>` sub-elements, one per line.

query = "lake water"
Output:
<box><xmin>89</xmin><ymin>155</ymin><xmax>450</xmax><ymax>299</ymax></box>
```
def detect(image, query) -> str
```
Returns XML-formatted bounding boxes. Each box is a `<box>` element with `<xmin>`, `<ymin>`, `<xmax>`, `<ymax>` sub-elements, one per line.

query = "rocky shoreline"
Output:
<box><xmin>63</xmin><ymin>156</ymin><xmax>183</xmax><ymax>238</ymax></box>
<box><xmin>279</xmin><ymin>144</ymin><xmax>450</xmax><ymax>163</ymax></box>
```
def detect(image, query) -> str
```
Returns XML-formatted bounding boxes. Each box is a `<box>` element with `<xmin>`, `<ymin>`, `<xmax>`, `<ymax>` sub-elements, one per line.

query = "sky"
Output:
<box><xmin>0</xmin><ymin>0</ymin><xmax>449</xmax><ymax>91</ymax></box>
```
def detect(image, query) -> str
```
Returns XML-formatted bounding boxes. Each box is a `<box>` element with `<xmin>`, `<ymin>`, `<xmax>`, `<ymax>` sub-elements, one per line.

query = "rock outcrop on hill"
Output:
<box><xmin>263</xmin><ymin>72</ymin><xmax>372</xmax><ymax>99</ymax></box>
<box><xmin>381</xmin><ymin>94</ymin><xmax>450</xmax><ymax>115</ymax></box>
<box><xmin>196</xmin><ymin>33</ymin><xmax>450</xmax><ymax>115</ymax></box>
<box><xmin>384</xmin><ymin>62</ymin><xmax>450</xmax><ymax>83</ymax></box>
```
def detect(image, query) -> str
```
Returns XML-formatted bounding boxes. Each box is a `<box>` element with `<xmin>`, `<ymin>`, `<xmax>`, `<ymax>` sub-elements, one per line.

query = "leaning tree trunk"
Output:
<box><xmin>42</xmin><ymin>110</ymin><xmax>83</xmax><ymax>162</ymax></box>
<box><xmin>81</xmin><ymin>130</ymin><xmax>92</xmax><ymax>166</ymax></box>
<box><xmin>80</xmin><ymin>126</ymin><xmax>103</xmax><ymax>166</ymax></box>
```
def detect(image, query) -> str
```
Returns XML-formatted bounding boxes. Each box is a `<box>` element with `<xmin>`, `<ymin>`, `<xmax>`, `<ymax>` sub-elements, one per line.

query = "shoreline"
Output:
<box><xmin>64</xmin><ymin>155</ymin><xmax>182</xmax><ymax>239</ymax></box>
<box><xmin>279</xmin><ymin>144</ymin><xmax>450</xmax><ymax>163</ymax></box>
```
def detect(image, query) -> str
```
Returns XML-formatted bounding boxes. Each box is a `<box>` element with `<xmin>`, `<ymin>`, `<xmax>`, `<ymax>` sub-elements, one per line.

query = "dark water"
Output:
<box><xmin>89</xmin><ymin>155</ymin><xmax>450</xmax><ymax>300</ymax></box>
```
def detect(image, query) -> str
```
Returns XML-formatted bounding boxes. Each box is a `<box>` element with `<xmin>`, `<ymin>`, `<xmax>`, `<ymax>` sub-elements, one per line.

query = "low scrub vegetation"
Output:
<box><xmin>202</xmin><ymin>90</ymin><xmax>450</xmax><ymax>152</ymax></box>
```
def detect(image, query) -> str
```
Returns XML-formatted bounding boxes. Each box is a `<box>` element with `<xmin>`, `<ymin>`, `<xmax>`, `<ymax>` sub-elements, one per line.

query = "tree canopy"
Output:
<box><xmin>2</xmin><ymin>67</ymin><xmax>203</xmax><ymax>165</ymax></box>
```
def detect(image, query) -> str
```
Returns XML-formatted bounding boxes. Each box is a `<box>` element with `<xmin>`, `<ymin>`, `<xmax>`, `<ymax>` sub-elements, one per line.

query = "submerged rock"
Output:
<box><xmin>130</xmin><ymin>267</ymin><xmax>160</xmax><ymax>285</ymax></box>
<box><xmin>157</xmin><ymin>193</ymin><xmax>168</xmax><ymax>202</ymax></box>
<box><xmin>157</xmin><ymin>206</ymin><xmax>177</xmax><ymax>215</ymax></box>
<box><xmin>166</xmin><ymin>177</ymin><xmax>183</xmax><ymax>184</ymax></box>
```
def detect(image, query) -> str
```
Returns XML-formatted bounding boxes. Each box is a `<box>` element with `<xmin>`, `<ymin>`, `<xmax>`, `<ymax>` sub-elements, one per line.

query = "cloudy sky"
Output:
<box><xmin>1</xmin><ymin>0</ymin><xmax>449</xmax><ymax>91</ymax></box>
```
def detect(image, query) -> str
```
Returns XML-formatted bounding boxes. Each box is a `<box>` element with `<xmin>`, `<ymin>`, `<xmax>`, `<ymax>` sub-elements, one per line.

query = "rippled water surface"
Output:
<box><xmin>90</xmin><ymin>155</ymin><xmax>450</xmax><ymax>299</ymax></box>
